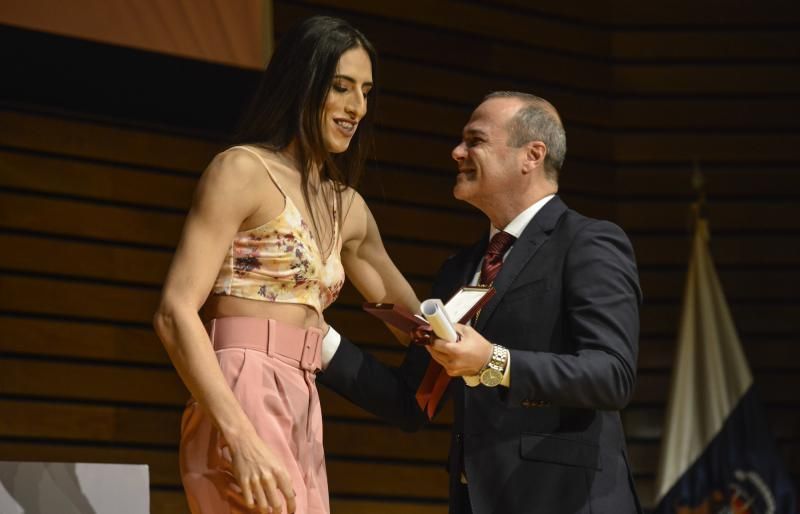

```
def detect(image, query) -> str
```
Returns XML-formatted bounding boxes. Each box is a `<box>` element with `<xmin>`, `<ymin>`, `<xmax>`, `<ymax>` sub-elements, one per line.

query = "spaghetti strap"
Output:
<box><xmin>228</xmin><ymin>145</ymin><xmax>288</xmax><ymax>197</ymax></box>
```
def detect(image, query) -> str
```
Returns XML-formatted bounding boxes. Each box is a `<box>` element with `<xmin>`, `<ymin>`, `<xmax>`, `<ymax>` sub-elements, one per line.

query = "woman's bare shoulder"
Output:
<box><xmin>339</xmin><ymin>186</ymin><xmax>373</xmax><ymax>248</ymax></box>
<box><xmin>192</xmin><ymin>146</ymin><xmax>277</xmax><ymax>211</ymax></box>
<box><xmin>338</xmin><ymin>185</ymin><xmax>368</xmax><ymax>221</ymax></box>
<box><xmin>337</xmin><ymin>184</ymin><xmax>364</xmax><ymax>207</ymax></box>
<box><xmin>210</xmin><ymin>145</ymin><xmax>274</xmax><ymax>179</ymax></box>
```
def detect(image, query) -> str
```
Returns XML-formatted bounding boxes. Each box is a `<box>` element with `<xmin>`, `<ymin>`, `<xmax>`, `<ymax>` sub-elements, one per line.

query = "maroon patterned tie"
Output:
<box><xmin>415</xmin><ymin>230</ymin><xmax>517</xmax><ymax>418</ymax></box>
<box><xmin>479</xmin><ymin>231</ymin><xmax>517</xmax><ymax>287</ymax></box>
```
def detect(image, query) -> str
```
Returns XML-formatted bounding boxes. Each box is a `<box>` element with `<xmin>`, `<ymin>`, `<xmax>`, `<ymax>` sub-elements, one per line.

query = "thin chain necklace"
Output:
<box><xmin>274</xmin><ymin>148</ymin><xmax>337</xmax><ymax>262</ymax></box>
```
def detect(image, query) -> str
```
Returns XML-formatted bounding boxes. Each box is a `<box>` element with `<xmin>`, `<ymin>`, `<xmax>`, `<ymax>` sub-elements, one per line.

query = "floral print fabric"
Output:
<box><xmin>212</xmin><ymin>149</ymin><xmax>344</xmax><ymax>314</ymax></box>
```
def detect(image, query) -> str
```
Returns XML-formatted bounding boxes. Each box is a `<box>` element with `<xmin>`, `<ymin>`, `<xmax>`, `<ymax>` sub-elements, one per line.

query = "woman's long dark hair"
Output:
<box><xmin>234</xmin><ymin>16</ymin><xmax>378</xmax><ymax>254</ymax></box>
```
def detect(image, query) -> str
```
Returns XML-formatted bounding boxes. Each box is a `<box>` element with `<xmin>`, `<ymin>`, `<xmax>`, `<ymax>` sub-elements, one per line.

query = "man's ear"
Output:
<box><xmin>522</xmin><ymin>141</ymin><xmax>547</xmax><ymax>174</ymax></box>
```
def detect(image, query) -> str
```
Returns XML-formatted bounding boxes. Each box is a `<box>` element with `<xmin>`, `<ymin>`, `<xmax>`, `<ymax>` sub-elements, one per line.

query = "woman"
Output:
<box><xmin>153</xmin><ymin>16</ymin><xmax>419</xmax><ymax>514</ymax></box>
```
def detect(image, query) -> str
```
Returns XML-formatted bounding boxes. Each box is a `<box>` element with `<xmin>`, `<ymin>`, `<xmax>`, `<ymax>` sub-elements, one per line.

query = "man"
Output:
<box><xmin>320</xmin><ymin>92</ymin><xmax>643</xmax><ymax>513</ymax></box>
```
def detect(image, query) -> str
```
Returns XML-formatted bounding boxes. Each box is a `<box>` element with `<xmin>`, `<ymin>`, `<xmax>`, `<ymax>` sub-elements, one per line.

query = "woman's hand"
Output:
<box><xmin>227</xmin><ymin>427</ymin><xmax>297</xmax><ymax>513</ymax></box>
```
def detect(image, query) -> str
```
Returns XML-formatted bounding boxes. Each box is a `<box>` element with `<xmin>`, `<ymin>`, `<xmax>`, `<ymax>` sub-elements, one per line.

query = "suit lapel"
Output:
<box><xmin>474</xmin><ymin>196</ymin><xmax>567</xmax><ymax>331</ymax></box>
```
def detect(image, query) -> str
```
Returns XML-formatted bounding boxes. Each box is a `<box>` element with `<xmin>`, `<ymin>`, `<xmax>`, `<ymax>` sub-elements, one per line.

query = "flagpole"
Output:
<box><xmin>690</xmin><ymin>160</ymin><xmax>706</xmax><ymax>225</ymax></box>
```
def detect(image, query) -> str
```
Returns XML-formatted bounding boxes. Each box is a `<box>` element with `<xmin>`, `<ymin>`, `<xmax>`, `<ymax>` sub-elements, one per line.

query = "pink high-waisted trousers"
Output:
<box><xmin>179</xmin><ymin>317</ymin><xmax>329</xmax><ymax>514</ymax></box>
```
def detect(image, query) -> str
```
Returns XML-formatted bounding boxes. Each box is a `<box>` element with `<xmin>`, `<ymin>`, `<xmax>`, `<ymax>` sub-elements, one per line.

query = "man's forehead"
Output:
<box><xmin>463</xmin><ymin>98</ymin><xmax>519</xmax><ymax>135</ymax></box>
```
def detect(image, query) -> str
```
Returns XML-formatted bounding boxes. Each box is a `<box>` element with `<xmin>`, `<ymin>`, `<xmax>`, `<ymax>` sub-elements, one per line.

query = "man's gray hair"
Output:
<box><xmin>484</xmin><ymin>91</ymin><xmax>566</xmax><ymax>182</ymax></box>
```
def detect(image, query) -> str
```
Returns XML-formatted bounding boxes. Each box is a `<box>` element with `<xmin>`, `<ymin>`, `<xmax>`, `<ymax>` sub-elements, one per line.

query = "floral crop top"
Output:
<box><xmin>212</xmin><ymin>146</ymin><xmax>345</xmax><ymax>314</ymax></box>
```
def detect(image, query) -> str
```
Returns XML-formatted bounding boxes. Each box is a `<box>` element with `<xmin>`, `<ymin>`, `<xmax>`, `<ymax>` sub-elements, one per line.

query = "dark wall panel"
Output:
<box><xmin>1</xmin><ymin>1</ymin><xmax>798</xmax><ymax>512</ymax></box>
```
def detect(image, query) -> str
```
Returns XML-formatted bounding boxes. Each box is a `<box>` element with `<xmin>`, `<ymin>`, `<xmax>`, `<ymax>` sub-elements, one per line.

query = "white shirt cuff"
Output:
<box><xmin>320</xmin><ymin>325</ymin><xmax>341</xmax><ymax>370</ymax></box>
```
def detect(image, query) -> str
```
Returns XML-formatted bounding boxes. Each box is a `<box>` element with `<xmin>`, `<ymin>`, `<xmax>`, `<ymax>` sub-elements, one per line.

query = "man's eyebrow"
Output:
<box><xmin>333</xmin><ymin>74</ymin><xmax>374</xmax><ymax>87</ymax></box>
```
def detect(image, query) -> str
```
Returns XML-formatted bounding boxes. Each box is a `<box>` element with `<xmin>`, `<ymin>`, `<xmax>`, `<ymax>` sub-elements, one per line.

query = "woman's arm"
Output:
<box><xmin>319</xmin><ymin>190</ymin><xmax>428</xmax><ymax>427</ymax></box>
<box><xmin>152</xmin><ymin>149</ymin><xmax>296</xmax><ymax>513</ymax></box>
<box><xmin>340</xmin><ymin>191</ymin><xmax>421</xmax><ymax>343</ymax></box>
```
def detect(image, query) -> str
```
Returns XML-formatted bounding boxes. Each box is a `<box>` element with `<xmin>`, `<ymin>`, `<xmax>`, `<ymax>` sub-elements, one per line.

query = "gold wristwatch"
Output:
<box><xmin>479</xmin><ymin>344</ymin><xmax>509</xmax><ymax>387</ymax></box>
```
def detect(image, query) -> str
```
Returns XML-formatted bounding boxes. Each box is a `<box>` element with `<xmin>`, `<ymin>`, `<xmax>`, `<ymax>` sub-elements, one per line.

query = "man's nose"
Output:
<box><xmin>452</xmin><ymin>142</ymin><xmax>466</xmax><ymax>161</ymax></box>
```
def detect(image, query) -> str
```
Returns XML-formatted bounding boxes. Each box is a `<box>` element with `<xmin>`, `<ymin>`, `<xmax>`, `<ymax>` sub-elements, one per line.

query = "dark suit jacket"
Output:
<box><xmin>319</xmin><ymin>196</ymin><xmax>643</xmax><ymax>514</ymax></box>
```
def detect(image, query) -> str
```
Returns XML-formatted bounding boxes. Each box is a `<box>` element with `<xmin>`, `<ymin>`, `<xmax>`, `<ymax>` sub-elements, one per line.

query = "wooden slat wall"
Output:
<box><xmin>604</xmin><ymin>1</ymin><xmax>800</xmax><ymax>507</ymax></box>
<box><xmin>1</xmin><ymin>1</ymin><xmax>798</xmax><ymax>512</ymax></box>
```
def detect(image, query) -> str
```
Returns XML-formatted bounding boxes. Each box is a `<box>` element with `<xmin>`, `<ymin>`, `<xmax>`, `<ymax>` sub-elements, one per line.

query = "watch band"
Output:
<box><xmin>479</xmin><ymin>344</ymin><xmax>509</xmax><ymax>387</ymax></box>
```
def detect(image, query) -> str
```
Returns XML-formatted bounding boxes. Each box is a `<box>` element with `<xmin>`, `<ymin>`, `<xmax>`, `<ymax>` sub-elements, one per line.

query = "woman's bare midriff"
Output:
<box><xmin>202</xmin><ymin>294</ymin><xmax>323</xmax><ymax>330</ymax></box>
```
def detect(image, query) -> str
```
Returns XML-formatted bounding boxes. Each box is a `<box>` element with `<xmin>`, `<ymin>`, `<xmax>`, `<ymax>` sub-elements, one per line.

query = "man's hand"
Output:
<box><xmin>426</xmin><ymin>323</ymin><xmax>493</xmax><ymax>376</ymax></box>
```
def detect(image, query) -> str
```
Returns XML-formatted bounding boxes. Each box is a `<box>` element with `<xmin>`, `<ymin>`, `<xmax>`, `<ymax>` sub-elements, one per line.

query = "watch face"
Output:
<box><xmin>480</xmin><ymin>367</ymin><xmax>503</xmax><ymax>387</ymax></box>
